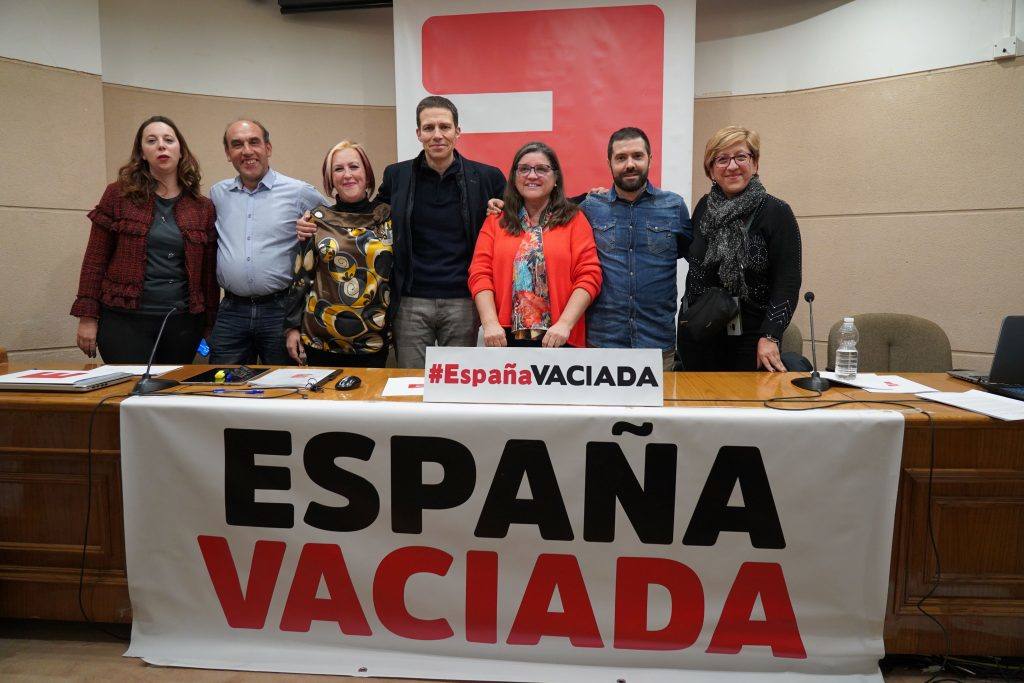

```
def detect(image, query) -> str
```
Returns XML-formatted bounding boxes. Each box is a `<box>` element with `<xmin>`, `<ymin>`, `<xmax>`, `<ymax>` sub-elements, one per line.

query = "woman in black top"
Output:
<box><xmin>71</xmin><ymin>115</ymin><xmax>217</xmax><ymax>364</ymax></box>
<box><xmin>284</xmin><ymin>141</ymin><xmax>393</xmax><ymax>368</ymax></box>
<box><xmin>679</xmin><ymin>126</ymin><xmax>801</xmax><ymax>371</ymax></box>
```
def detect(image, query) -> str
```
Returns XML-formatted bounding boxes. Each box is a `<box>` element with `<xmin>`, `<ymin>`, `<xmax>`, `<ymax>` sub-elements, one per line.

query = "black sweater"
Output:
<box><xmin>683</xmin><ymin>193</ymin><xmax>802</xmax><ymax>340</ymax></box>
<box><xmin>377</xmin><ymin>150</ymin><xmax>506</xmax><ymax>300</ymax></box>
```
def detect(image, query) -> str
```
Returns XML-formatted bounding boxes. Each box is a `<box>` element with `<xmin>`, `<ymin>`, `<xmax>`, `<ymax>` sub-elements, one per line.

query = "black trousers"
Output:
<box><xmin>303</xmin><ymin>345</ymin><xmax>389</xmax><ymax>369</ymax></box>
<box><xmin>503</xmin><ymin>329</ymin><xmax>576</xmax><ymax>348</ymax></box>
<box><xmin>678</xmin><ymin>330</ymin><xmax>761</xmax><ymax>371</ymax></box>
<box><xmin>97</xmin><ymin>308</ymin><xmax>204</xmax><ymax>365</ymax></box>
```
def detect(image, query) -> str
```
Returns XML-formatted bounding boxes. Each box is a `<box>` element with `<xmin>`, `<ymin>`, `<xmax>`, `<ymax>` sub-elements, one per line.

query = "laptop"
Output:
<box><xmin>949</xmin><ymin>316</ymin><xmax>1024</xmax><ymax>400</ymax></box>
<box><xmin>0</xmin><ymin>368</ymin><xmax>134</xmax><ymax>393</ymax></box>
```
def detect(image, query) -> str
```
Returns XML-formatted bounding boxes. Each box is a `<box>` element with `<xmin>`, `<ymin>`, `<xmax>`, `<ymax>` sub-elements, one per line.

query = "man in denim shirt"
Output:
<box><xmin>582</xmin><ymin>128</ymin><xmax>692</xmax><ymax>370</ymax></box>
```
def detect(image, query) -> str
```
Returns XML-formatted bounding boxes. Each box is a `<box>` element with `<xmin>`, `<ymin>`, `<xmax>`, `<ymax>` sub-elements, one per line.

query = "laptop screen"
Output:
<box><xmin>989</xmin><ymin>316</ymin><xmax>1024</xmax><ymax>385</ymax></box>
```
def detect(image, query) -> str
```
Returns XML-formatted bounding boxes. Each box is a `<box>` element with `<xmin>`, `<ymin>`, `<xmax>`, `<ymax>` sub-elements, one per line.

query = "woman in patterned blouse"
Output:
<box><xmin>284</xmin><ymin>141</ymin><xmax>393</xmax><ymax>367</ymax></box>
<box><xmin>468</xmin><ymin>141</ymin><xmax>602</xmax><ymax>349</ymax></box>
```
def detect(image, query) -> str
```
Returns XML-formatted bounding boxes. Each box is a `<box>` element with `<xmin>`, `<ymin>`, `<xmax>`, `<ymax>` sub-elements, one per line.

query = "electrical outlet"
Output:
<box><xmin>993</xmin><ymin>36</ymin><xmax>1019</xmax><ymax>60</ymax></box>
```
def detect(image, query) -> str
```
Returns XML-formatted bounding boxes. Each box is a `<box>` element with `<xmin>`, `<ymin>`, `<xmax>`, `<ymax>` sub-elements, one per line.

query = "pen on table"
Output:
<box><xmin>212</xmin><ymin>388</ymin><xmax>264</xmax><ymax>395</ymax></box>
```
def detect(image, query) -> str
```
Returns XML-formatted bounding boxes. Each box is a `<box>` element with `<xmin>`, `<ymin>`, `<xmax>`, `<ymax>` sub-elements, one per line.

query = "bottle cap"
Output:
<box><xmin>844</xmin><ymin>317</ymin><xmax>854</xmax><ymax>323</ymax></box>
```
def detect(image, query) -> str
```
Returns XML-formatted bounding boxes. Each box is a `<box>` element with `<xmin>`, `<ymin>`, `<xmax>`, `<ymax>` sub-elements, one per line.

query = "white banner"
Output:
<box><xmin>423</xmin><ymin>347</ymin><xmax>664</xmax><ymax>406</ymax></box>
<box><xmin>121</xmin><ymin>396</ymin><xmax>903</xmax><ymax>682</ymax></box>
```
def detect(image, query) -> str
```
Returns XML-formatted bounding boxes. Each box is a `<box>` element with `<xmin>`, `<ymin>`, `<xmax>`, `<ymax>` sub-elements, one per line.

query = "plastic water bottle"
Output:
<box><xmin>835</xmin><ymin>317</ymin><xmax>859</xmax><ymax>380</ymax></box>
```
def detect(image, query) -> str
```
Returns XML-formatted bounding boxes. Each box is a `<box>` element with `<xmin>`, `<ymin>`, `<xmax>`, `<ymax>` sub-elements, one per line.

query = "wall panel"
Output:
<box><xmin>98</xmin><ymin>0</ymin><xmax>394</xmax><ymax>106</ymax></box>
<box><xmin>101</xmin><ymin>85</ymin><xmax>397</xmax><ymax>194</ymax></box>
<box><xmin>0</xmin><ymin>208</ymin><xmax>90</xmax><ymax>355</ymax></box>
<box><xmin>0</xmin><ymin>58</ymin><xmax>106</xmax><ymax>364</ymax></box>
<box><xmin>0</xmin><ymin>58</ymin><xmax>106</xmax><ymax>211</ymax></box>
<box><xmin>693</xmin><ymin>61</ymin><xmax>1024</xmax><ymax>370</ymax></box>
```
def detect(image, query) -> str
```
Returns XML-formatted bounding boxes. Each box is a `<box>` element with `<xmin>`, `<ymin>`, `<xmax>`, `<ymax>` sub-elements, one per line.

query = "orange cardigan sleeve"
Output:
<box><xmin>568</xmin><ymin>211</ymin><xmax>602</xmax><ymax>300</ymax></box>
<box><xmin>468</xmin><ymin>214</ymin><xmax>499</xmax><ymax>297</ymax></box>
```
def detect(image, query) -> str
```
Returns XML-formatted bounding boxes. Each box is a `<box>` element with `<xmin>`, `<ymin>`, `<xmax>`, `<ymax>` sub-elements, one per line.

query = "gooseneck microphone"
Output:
<box><xmin>791</xmin><ymin>291</ymin><xmax>831</xmax><ymax>392</ymax></box>
<box><xmin>132</xmin><ymin>305</ymin><xmax>183</xmax><ymax>395</ymax></box>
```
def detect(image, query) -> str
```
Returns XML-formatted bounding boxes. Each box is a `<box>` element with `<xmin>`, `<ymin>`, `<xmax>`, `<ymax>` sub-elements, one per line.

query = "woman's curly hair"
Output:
<box><xmin>118</xmin><ymin>115</ymin><xmax>202</xmax><ymax>204</ymax></box>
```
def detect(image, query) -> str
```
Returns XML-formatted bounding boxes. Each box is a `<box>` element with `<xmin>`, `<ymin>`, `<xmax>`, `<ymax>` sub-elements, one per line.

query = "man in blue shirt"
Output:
<box><xmin>209</xmin><ymin>119</ymin><xmax>325</xmax><ymax>364</ymax></box>
<box><xmin>583</xmin><ymin>127</ymin><xmax>692</xmax><ymax>370</ymax></box>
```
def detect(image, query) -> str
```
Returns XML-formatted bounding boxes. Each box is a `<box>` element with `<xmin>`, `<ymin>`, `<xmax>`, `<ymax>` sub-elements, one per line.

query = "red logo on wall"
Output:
<box><xmin>422</xmin><ymin>5</ymin><xmax>665</xmax><ymax>196</ymax></box>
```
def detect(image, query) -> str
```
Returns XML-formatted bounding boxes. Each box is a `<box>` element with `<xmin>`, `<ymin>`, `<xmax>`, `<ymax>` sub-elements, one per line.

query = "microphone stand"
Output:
<box><xmin>792</xmin><ymin>292</ymin><xmax>831</xmax><ymax>392</ymax></box>
<box><xmin>132</xmin><ymin>306</ymin><xmax>182</xmax><ymax>395</ymax></box>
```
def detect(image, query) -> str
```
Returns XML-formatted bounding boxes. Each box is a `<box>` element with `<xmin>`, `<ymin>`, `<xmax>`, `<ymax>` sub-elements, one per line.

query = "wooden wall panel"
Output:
<box><xmin>693</xmin><ymin>60</ymin><xmax>1024</xmax><ymax>372</ymax></box>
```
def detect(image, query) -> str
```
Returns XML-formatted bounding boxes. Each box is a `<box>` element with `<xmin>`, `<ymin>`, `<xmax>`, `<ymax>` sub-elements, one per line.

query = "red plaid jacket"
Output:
<box><xmin>70</xmin><ymin>182</ymin><xmax>219</xmax><ymax>326</ymax></box>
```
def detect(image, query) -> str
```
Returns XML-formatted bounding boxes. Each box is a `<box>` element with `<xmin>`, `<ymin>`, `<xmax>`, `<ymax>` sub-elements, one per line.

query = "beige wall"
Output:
<box><xmin>0</xmin><ymin>61</ymin><xmax>396</xmax><ymax>366</ymax></box>
<box><xmin>2</xmin><ymin>55</ymin><xmax>1020</xmax><ymax>370</ymax></box>
<box><xmin>693</xmin><ymin>60</ymin><xmax>1024</xmax><ymax>370</ymax></box>
<box><xmin>0</xmin><ymin>57</ymin><xmax>107</xmax><ymax>365</ymax></box>
<box><xmin>101</xmin><ymin>84</ymin><xmax>397</xmax><ymax>196</ymax></box>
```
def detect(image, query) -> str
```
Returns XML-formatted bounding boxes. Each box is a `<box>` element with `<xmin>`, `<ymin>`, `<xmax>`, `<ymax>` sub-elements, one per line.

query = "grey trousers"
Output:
<box><xmin>394</xmin><ymin>296</ymin><xmax>480</xmax><ymax>369</ymax></box>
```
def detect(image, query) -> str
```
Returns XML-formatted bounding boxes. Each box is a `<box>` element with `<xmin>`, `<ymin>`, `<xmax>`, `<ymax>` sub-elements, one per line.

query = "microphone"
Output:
<box><xmin>132</xmin><ymin>305</ymin><xmax>183</xmax><ymax>395</ymax></box>
<box><xmin>791</xmin><ymin>291</ymin><xmax>831</xmax><ymax>392</ymax></box>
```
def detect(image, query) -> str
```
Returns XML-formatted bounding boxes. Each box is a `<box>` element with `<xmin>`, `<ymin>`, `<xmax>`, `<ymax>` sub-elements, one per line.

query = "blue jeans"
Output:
<box><xmin>209</xmin><ymin>296</ymin><xmax>292</xmax><ymax>365</ymax></box>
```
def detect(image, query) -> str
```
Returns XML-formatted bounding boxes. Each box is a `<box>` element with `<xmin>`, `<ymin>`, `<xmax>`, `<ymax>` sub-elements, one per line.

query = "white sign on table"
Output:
<box><xmin>120</xmin><ymin>396</ymin><xmax>903</xmax><ymax>682</ymax></box>
<box><xmin>423</xmin><ymin>347</ymin><xmax>663</xmax><ymax>406</ymax></box>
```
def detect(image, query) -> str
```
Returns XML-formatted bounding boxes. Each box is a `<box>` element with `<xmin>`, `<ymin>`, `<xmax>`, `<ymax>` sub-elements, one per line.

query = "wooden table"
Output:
<box><xmin>0</xmin><ymin>366</ymin><xmax>1021</xmax><ymax>656</ymax></box>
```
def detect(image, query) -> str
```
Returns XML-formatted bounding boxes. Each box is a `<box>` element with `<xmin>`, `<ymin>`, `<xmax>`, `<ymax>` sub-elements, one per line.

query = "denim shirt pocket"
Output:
<box><xmin>645</xmin><ymin>222</ymin><xmax>675</xmax><ymax>255</ymax></box>
<box><xmin>591</xmin><ymin>219</ymin><xmax>617</xmax><ymax>252</ymax></box>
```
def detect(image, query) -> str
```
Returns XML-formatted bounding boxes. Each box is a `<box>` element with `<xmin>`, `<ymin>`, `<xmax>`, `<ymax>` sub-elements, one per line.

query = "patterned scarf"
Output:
<box><xmin>699</xmin><ymin>174</ymin><xmax>767</xmax><ymax>299</ymax></box>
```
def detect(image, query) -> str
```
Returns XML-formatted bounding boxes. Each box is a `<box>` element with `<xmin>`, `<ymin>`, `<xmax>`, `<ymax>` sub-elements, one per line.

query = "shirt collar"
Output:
<box><xmin>609</xmin><ymin>181</ymin><xmax>657</xmax><ymax>203</ymax></box>
<box><xmin>231</xmin><ymin>167</ymin><xmax>277</xmax><ymax>192</ymax></box>
<box><xmin>415</xmin><ymin>150</ymin><xmax>463</xmax><ymax>179</ymax></box>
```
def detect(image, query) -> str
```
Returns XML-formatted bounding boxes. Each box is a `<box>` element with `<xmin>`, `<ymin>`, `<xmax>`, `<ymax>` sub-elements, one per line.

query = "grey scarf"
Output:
<box><xmin>699</xmin><ymin>174</ymin><xmax>767</xmax><ymax>299</ymax></box>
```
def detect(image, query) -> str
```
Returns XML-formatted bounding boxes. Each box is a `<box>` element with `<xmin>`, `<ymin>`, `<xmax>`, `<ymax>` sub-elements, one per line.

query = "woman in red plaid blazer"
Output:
<box><xmin>71</xmin><ymin>116</ymin><xmax>218</xmax><ymax>363</ymax></box>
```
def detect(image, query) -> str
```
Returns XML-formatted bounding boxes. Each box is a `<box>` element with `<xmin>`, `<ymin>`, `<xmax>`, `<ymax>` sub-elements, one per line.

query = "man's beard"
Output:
<box><xmin>614</xmin><ymin>168</ymin><xmax>648</xmax><ymax>193</ymax></box>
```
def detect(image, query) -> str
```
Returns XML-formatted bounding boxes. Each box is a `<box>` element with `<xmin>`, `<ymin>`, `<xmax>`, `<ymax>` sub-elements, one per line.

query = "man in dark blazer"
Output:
<box><xmin>296</xmin><ymin>96</ymin><xmax>504</xmax><ymax>368</ymax></box>
<box><xmin>377</xmin><ymin>96</ymin><xmax>505</xmax><ymax>368</ymax></box>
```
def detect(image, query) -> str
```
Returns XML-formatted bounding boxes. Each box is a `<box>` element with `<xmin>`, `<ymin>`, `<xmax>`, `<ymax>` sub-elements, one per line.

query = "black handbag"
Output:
<box><xmin>677</xmin><ymin>287</ymin><xmax>739</xmax><ymax>344</ymax></box>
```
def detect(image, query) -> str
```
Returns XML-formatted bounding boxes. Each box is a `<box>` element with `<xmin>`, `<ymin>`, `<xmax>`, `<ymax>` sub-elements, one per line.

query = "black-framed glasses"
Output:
<box><xmin>712</xmin><ymin>152</ymin><xmax>754</xmax><ymax>167</ymax></box>
<box><xmin>515</xmin><ymin>164</ymin><xmax>553</xmax><ymax>177</ymax></box>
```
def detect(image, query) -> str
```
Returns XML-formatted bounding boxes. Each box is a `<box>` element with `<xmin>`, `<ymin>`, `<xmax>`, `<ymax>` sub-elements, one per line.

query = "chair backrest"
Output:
<box><xmin>780</xmin><ymin>324</ymin><xmax>803</xmax><ymax>356</ymax></box>
<box><xmin>826</xmin><ymin>313</ymin><xmax>952</xmax><ymax>372</ymax></box>
<box><xmin>0</xmin><ymin>347</ymin><xmax>6</xmax><ymax>366</ymax></box>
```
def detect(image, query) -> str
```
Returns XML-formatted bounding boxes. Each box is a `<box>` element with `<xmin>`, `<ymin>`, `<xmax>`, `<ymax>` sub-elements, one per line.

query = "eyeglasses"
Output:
<box><xmin>515</xmin><ymin>164</ymin><xmax>553</xmax><ymax>177</ymax></box>
<box><xmin>712</xmin><ymin>152</ymin><xmax>754</xmax><ymax>167</ymax></box>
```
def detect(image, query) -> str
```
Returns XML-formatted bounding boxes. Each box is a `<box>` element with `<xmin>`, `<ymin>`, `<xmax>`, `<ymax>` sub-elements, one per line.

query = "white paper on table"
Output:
<box><xmin>381</xmin><ymin>376</ymin><xmax>425</xmax><ymax>396</ymax></box>
<box><xmin>817</xmin><ymin>371</ymin><xmax>937</xmax><ymax>393</ymax></box>
<box><xmin>96</xmin><ymin>365</ymin><xmax>182</xmax><ymax>377</ymax></box>
<box><xmin>861</xmin><ymin>376</ymin><xmax>937</xmax><ymax>393</ymax></box>
<box><xmin>917</xmin><ymin>389</ymin><xmax>1024</xmax><ymax>421</ymax></box>
<box><xmin>249</xmin><ymin>368</ymin><xmax>336</xmax><ymax>388</ymax></box>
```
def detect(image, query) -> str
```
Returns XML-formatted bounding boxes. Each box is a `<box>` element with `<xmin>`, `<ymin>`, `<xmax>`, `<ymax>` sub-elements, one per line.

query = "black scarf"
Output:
<box><xmin>699</xmin><ymin>175</ymin><xmax>767</xmax><ymax>299</ymax></box>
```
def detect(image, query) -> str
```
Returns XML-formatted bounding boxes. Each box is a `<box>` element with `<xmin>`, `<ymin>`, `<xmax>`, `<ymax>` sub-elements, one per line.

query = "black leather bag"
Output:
<box><xmin>678</xmin><ymin>288</ymin><xmax>739</xmax><ymax>344</ymax></box>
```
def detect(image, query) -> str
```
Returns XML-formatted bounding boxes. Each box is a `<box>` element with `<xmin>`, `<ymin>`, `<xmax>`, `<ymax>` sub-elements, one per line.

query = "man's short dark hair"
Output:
<box><xmin>223</xmin><ymin>119</ymin><xmax>270</xmax><ymax>149</ymax></box>
<box><xmin>416</xmin><ymin>96</ymin><xmax>459</xmax><ymax>128</ymax></box>
<box><xmin>607</xmin><ymin>127</ymin><xmax>651</xmax><ymax>159</ymax></box>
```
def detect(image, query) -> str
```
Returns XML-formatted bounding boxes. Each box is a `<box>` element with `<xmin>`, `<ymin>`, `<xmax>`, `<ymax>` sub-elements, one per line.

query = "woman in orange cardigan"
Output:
<box><xmin>469</xmin><ymin>141</ymin><xmax>602</xmax><ymax>348</ymax></box>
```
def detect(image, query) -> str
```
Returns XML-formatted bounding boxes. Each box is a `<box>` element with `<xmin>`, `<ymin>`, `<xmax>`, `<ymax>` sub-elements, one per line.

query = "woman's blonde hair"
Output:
<box><xmin>321</xmin><ymin>140</ymin><xmax>375</xmax><ymax>199</ymax></box>
<box><xmin>702</xmin><ymin>126</ymin><xmax>760</xmax><ymax>179</ymax></box>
